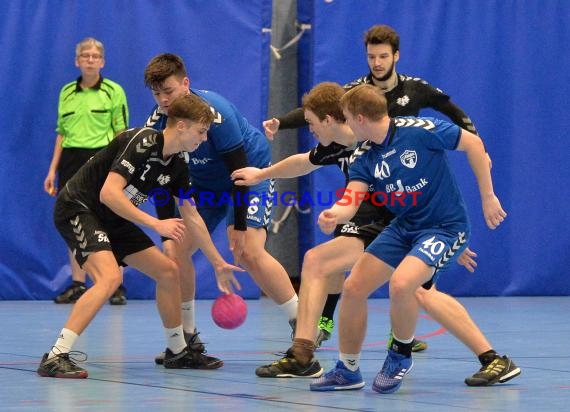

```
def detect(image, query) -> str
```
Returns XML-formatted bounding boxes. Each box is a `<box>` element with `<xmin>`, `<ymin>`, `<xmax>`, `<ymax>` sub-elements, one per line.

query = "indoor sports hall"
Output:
<box><xmin>1</xmin><ymin>1</ymin><xmax>568</xmax><ymax>411</ymax></box>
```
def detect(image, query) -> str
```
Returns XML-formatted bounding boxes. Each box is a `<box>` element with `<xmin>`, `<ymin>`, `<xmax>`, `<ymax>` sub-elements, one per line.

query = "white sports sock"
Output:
<box><xmin>392</xmin><ymin>334</ymin><xmax>414</xmax><ymax>344</ymax></box>
<box><xmin>48</xmin><ymin>328</ymin><xmax>78</xmax><ymax>359</ymax></box>
<box><xmin>340</xmin><ymin>352</ymin><xmax>361</xmax><ymax>371</ymax></box>
<box><xmin>278</xmin><ymin>294</ymin><xmax>298</xmax><ymax>320</ymax></box>
<box><xmin>165</xmin><ymin>325</ymin><xmax>187</xmax><ymax>355</ymax></box>
<box><xmin>181</xmin><ymin>300</ymin><xmax>196</xmax><ymax>333</ymax></box>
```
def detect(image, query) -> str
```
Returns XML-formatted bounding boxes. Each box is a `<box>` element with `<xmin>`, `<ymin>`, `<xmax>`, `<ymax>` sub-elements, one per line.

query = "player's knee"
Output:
<box><xmin>163</xmin><ymin>259</ymin><xmax>180</xmax><ymax>283</ymax></box>
<box><xmin>300</xmin><ymin>248</ymin><xmax>324</xmax><ymax>279</ymax></box>
<box><xmin>239</xmin><ymin>248</ymin><xmax>262</xmax><ymax>268</ymax></box>
<box><xmin>389</xmin><ymin>276</ymin><xmax>416</xmax><ymax>300</ymax></box>
<box><xmin>100</xmin><ymin>271</ymin><xmax>123</xmax><ymax>297</ymax></box>
<box><xmin>152</xmin><ymin>258</ymin><xmax>180</xmax><ymax>285</ymax></box>
<box><xmin>341</xmin><ymin>276</ymin><xmax>366</xmax><ymax>301</ymax></box>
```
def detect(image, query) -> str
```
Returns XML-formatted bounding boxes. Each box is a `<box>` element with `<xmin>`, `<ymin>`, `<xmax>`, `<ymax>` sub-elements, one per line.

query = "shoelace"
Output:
<box><xmin>68</xmin><ymin>350</ymin><xmax>88</xmax><ymax>362</ymax></box>
<box><xmin>50</xmin><ymin>349</ymin><xmax>88</xmax><ymax>363</ymax></box>
<box><xmin>273</xmin><ymin>351</ymin><xmax>288</xmax><ymax>357</ymax></box>
<box><xmin>381</xmin><ymin>353</ymin><xmax>403</xmax><ymax>376</ymax></box>
<box><xmin>187</xmin><ymin>332</ymin><xmax>208</xmax><ymax>354</ymax></box>
<box><xmin>323</xmin><ymin>361</ymin><xmax>345</xmax><ymax>378</ymax></box>
<box><xmin>480</xmin><ymin>358</ymin><xmax>503</xmax><ymax>374</ymax></box>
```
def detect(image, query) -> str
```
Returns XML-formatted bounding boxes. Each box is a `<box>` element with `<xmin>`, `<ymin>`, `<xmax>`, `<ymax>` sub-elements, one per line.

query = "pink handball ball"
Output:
<box><xmin>211</xmin><ymin>293</ymin><xmax>247</xmax><ymax>329</ymax></box>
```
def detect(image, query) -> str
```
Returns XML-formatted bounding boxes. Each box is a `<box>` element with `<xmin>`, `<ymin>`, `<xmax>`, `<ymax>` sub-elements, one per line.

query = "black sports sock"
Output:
<box><xmin>478</xmin><ymin>349</ymin><xmax>498</xmax><ymax>366</ymax></box>
<box><xmin>390</xmin><ymin>337</ymin><xmax>413</xmax><ymax>357</ymax></box>
<box><xmin>321</xmin><ymin>294</ymin><xmax>341</xmax><ymax>319</ymax></box>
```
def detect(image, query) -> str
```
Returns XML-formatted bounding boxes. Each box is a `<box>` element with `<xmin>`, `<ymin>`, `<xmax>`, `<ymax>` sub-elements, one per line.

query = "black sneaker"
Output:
<box><xmin>54</xmin><ymin>283</ymin><xmax>87</xmax><ymax>304</ymax></box>
<box><xmin>109</xmin><ymin>285</ymin><xmax>127</xmax><ymax>305</ymax></box>
<box><xmin>37</xmin><ymin>351</ymin><xmax>88</xmax><ymax>379</ymax></box>
<box><xmin>163</xmin><ymin>347</ymin><xmax>223</xmax><ymax>369</ymax></box>
<box><xmin>465</xmin><ymin>355</ymin><xmax>521</xmax><ymax>386</ymax></box>
<box><xmin>155</xmin><ymin>329</ymin><xmax>206</xmax><ymax>365</ymax></box>
<box><xmin>255</xmin><ymin>350</ymin><xmax>324</xmax><ymax>378</ymax></box>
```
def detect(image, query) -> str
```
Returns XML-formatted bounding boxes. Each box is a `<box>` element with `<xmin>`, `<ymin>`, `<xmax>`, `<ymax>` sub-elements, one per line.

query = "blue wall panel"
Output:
<box><xmin>0</xmin><ymin>0</ymin><xmax>272</xmax><ymax>299</ymax></box>
<box><xmin>298</xmin><ymin>0</ymin><xmax>570</xmax><ymax>296</ymax></box>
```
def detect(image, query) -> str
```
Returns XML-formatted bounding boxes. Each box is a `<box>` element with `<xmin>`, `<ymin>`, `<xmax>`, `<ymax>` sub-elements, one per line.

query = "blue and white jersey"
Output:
<box><xmin>145</xmin><ymin>88</ymin><xmax>271</xmax><ymax>192</ymax></box>
<box><xmin>349</xmin><ymin>116</ymin><xmax>469</xmax><ymax>231</ymax></box>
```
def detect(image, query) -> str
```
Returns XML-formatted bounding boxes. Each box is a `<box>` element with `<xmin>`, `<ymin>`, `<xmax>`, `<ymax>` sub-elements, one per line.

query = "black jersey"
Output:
<box><xmin>278</xmin><ymin>73</ymin><xmax>477</xmax><ymax>134</ymax></box>
<box><xmin>344</xmin><ymin>74</ymin><xmax>477</xmax><ymax>133</ymax></box>
<box><xmin>64</xmin><ymin>127</ymin><xmax>191</xmax><ymax>222</ymax></box>
<box><xmin>308</xmin><ymin>141</ymin><xmax>394</xmax><ymax>226</ymax></box>
<box><xmin>308</xmin><ymin>142</ymin><xmax>355</xmax><ymax>179</ymax></box>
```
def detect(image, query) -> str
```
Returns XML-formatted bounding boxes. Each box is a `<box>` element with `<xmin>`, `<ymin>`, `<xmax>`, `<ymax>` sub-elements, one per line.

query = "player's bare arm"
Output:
<box><xmin>456</xmin><ymin>130</ymin><xmax>506</xmax><ymax>229</ymax></box>
<box><xmin>100</xmin><ymin>171</ymin><xmax>185</xmax><ymax>242</ymax></box>
<box><xmin>231</xmin><ymin>152</ymin><xmax>318</xmax><ymax>186</ymax></box>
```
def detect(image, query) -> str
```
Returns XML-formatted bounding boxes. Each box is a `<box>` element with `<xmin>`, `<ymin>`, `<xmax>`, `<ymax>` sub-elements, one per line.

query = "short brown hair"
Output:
<box><xmin>364</xmin><ymin>25</ymin><xmax>399</xmax><ymax>53</ymax></box>
<box><xmin>166</xmin><ymin>94</ymin><xmax>214</xmax><ymax>126</ymax></box>
<box><xmin>340</xmin><ymin>85</ymin><xmax>388</xmax><ymax>121</ymax></box>
<box><xmin>302</xmin><ymin>82</ymin><xmax>345</xmax><ymax>122</ymax></box>
<box><xmin>144</xmin><ymin>53</ymin><xmax>187</xmax><ymax>90</ymax></box>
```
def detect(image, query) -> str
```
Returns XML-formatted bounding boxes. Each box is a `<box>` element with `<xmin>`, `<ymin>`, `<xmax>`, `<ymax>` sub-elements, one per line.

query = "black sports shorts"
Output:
<box><xmin>334</xmin><ymin>221</ymin><xmax>387</xmax><ymax>249</ymax></box>
<box><xmin>54</xmin><ymin>190</ymin><xmax>155</xmax><ymax>267</ymax></box>
<box><xmin>58</xmin><ymin>147</ymin><xmax>105</xmax><ymax>189</ymax></box>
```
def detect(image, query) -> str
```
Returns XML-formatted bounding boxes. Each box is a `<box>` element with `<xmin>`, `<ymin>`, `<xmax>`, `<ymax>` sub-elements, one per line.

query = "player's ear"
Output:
<box><xmin>394</xmin><ymin>50</ymin><xmax>400</xmax><ymax>63</ymax></box>
<box><xmin>176</xmin><ymin>119</ymin><xmax>186</xmax><ymax>132</ymax></box>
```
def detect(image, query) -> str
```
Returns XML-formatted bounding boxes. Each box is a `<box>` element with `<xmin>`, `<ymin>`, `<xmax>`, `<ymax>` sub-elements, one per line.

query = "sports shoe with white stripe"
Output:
<box><xmin>255</xmin><ymin>349</ymin><xmax>323</xmax><ymax>378</ymax></box>
<box><xmin>372</xmin><ymin>349</ymin><xmax>414</xmax><ymax>394</ymax></box>
<box><xmin>464</xmin><ymin>355</ymin><xmax>521</xmax><ymax>386</ymax></box>
<box><xmin>309</xmin><ymin>360</ymin><xmax>365</xmax><ymax>391</ymax></box>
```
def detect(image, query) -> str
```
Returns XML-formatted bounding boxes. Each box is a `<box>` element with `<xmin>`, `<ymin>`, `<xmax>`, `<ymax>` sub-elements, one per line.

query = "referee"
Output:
<box><xmin>44</xmin><ymin>37</ymin><xmax>129</xmax><ymax>305</ymax></box>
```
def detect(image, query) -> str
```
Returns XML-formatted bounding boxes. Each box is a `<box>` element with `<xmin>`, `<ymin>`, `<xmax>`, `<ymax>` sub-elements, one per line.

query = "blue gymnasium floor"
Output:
<box><xmin>0</xmin><ymin>296</ymin><xmax>568</xmax><ymax>411</ymax></box>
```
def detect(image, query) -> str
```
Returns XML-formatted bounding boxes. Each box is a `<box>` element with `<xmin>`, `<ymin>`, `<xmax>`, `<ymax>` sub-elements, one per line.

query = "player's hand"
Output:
<box><xmin>482</xmin><ymin>194</ymin><xmax>507</xmax><ymax>229</ymax></box>
<box><xmin>229</xmin><ymin>228</ymin><xmax>246</xmax><ymax>265</ymax></box>
<box><xmin>263</xmin><ymin>118</ymin><xmax>280</xmax><ymax>141</ymax></box>
<box><xmin>318</xmin><ymin>209</ymin><xmax>338</xmax><ymax>234</ymax></box>
<box><xmin>231</xmin><ymin>167</ymin><xmax>263</xmax><ymax>186</ymax></box>
<box><xmin>213</xmin><ymin>261</ymin><xmax>244</xmax><ymax>294</ymax></box>
<box><xmin>457</xmin><ymin>247</ymin><xmax>478</xmax><ymax>273</ymax></box>
<box><xmin>155</xmin><ymin>218</ymin><xmax>186</xmax><ymax>242</ymax></box>
<box><xmin>44</xmin><ymin>172</ymin><xmax>57</xmax><ymax>196</ymax></box>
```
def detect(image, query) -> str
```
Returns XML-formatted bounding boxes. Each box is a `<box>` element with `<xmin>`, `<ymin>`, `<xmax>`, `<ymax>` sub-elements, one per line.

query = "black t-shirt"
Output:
<box><xmin>308</xmin><ymin>142</ymin><xmax>355</xmax><ymax>177</ymax></box>
<box><xmin>345</xmin><ymin>73</ymin><xmax>450</xmax><ymax>117</ymax></box>
<box><xmin>278</xmin><ymin>73</ymin><xmax>476</xmax><ymax>134</ymax></box>
<box><xmin>64</xmin><ymin>127</ymin><xmax>191</xmax><ymax>222</ymax></box>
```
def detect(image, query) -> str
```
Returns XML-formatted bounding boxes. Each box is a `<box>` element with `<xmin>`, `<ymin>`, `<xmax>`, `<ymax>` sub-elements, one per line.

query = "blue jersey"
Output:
<box><xmin>145</xmin><ymin>88</ymin><xmax>271</xmax><ymax>192</ymax></box>
<box><xmin>349</xmin><ymin>116</ymin><xmax>469</xmax><ymax>231</ymax></box>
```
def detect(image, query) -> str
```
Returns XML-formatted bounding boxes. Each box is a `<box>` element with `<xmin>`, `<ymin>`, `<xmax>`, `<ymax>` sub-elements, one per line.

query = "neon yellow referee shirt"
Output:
<box><xmin>56</xmin><ymin>76</ymin><xmax>129</xmax><ymax>149</ymax></box>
